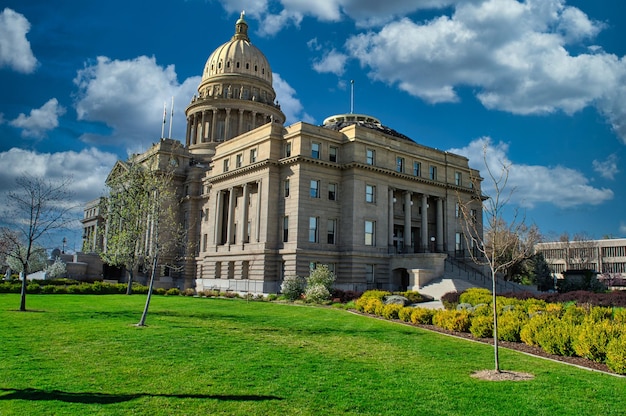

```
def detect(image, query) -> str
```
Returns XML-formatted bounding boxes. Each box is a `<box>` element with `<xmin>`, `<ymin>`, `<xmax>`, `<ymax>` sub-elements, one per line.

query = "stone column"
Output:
<box><xmin>200</xmin><ymin>110</ymin><xmax>207</xmax><ymax>143</ymax></box>
<box><xmin>240</xmin><ymin>183</ymin><xmax>249</xmax><ymax>245</ymax></box>
<box><xmin>256</xmin><ymin>180</ymin><xmax>262</xmax><ymax>242</ymax></box>
<box><xmin>252</xmin><ymin>111</ymin><xmax>257</xmax><ymax>129</ymax></box>
<box><xmin>215</xmin><ymin>190</ymin><xmax>224</xmax><ymax>244</ymax></box>
<box><xmin>437</xmin><ymin>197</ymin><xmax>444</xmax><ymax>252</ymax></box>
<box><xmin>225</xmin><ymin>108</ymin><xmax>231</xmax><ymax>141</ymax></box>
<box><xmin>238</xmin><ymin>109</ymin><xmax>244</xmax><ymax>137</ymax></box>
<box><xmin>210</xmin><ymin>109</ymin><xmax>218</xmax><ymax>142</ymax></box>
<box><xmin>404</xmin><ymin>191</ymin><xmax>412</xmax><ymax>253</ymax></box>
<box><xmin>421</xmin><ymin>194</ymin><xmax>428</xmax><ymax>251</ymax></box>
<box><xmin>388</xmin><ymin>188</ymin><xmax>394</xmax><ymax>248</ymax></box>
<box><xmin>185</xmin><ymin>117</ymin><xmax>191</xmax><ymax>147</ymax></box>
<box><xmin>227</xmin><ymin>187</ymin><xmax>235</xmax><ymax>245</ymax></box>
<box><xmin>190</xmin><ymin>114</ymin><xmax>196</xmax><ymax>145</ymax></box>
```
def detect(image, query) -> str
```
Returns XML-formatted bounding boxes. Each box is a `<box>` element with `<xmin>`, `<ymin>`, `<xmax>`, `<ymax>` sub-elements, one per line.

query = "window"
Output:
<box><xmin>396</xmin><ymin>157</ymin><xmax>404</xmax><ymax>173</ymax></box>
<box><xmin>470</xmin><ymin>209</ymin><xmax>478</xmax><ymax>224</ymax></box>
<box><xmin>327</xmin><ymin>219</ymin><xmax>337</xmax><ymax>244</ymax></box>
<box><xmin>429</xmin><ymin>165</ymin><xmax>437</xmax><ymax>180</ymax></box>
<box><xmin>284</xmin><ymin>178</ymin><xmax>290</xmax><ymax>197</ymax></box>
<box><xmin>236</xmin><ymin>154</ymin><xmax>242</xmax><ymax>168</ymax></box>
<box><xmin>309</xmin><ymin>217</ymin><xmax>319</xmax><ymax>243</ymax></box>
<box><xmin>413</xmin><ymin>161</ymin><xmax>421</xmax><ymax>176</ymax></box>
<box><xmin>365</xmin><ymin>264</ymin><xmax>375</xmax><ymax>283</ymax></box>
<box><xmin>312</xmin><ymin>142</ymin><xmax>320</xmax><ymax>159</ymax></box>
<box><xmin>202</xmin><ymin>234</ymin><xmax>208</xmax><ymax>252</ymax></box>
<box><xmin>310</xmin><ymin>180</ymin><xmax>320</xmax><ymax>198</ymax></box>
<box><xmin>329</xmin><ymin>146</ymin><xmax>338</xmax><ymax>162</ymax></box>
<box><xmin>328</xmin><ymin>183</ymin><xmax>337</xmax><ymax>201</ymax></box>
<box><xmin>365</xmin><ymin>185</ymin><xmax>376</xmax><ymax>203</ymax></box>
<box><xmin>215</xmin><ymin>261</ymin><xmax>221</xmax><ymax>279</ymax></box>
<box><xmin>223</xmin><ymin>159</ymin><xmax>229</xmax><ymax>172</ymax></box>
<box><xmin>455</xmin><ymin>202</ymin><xmax>460</xmax><ymax>218</ymax></box>
<box><xmin>284</xmin><ymin>142</ymin><xmax>292</xmax><ymax>157</ymax></box>
<box><xmin>366</xmin><ymin>149</ymin><xmax>375</xmax><ymax>165</ymax></box>
<box><xmin>455</xmin><ymin>233</ymin><xmax>463</xmax><ymax>252</ymax></box>
<box><xmin>250</xmin><ymin>148</ymin><xmax>257</xmax><ymax>163</ymax></box>
<box><xmin>455</xmin><ymin>171</ymin><xmax>462</xmax><ymax>186</ymax></box>
<box><xmin>365</xmin><ymin>221</ymin><xmax>375</xmax><ymax>246</ymax></box>
<box><xmin>283</xmin><ymin>216</ymin><xmax>289</xmax><ymax>242</ymax></box>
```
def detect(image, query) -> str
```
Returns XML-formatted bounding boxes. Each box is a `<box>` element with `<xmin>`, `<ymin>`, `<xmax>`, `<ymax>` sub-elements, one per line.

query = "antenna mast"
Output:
<box><xmin>168</xmin><ymin>96</ymin><xmax>174</xmax><ymax>139</ymax></box>
<box><xmin>350</xmin><ymin>80</ymin><xmax>354</xmax><ymax>114</ymax></box>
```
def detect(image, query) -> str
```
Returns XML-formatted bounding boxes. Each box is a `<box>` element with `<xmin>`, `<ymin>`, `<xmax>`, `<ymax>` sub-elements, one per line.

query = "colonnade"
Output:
<box><xmin>185</xmin><ymin>108</ymin><xmax>273</xmax><ymax>147</ymax></box>
<box><xmin>214</xmin><ymin>181</ymin><xmax>261</xmax><ymax>246</ymax></box>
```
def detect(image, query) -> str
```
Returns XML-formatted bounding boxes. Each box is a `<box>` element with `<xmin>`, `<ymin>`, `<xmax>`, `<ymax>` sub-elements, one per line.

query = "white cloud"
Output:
<box><xmin>0</xmin><ymin>8</ymin><xmax>38</xmax><ymax>73</ymax></box>
<box><xmin>312</xmin><ymin>49</ymin><xmax>348</xmax><ymax>76</ymax></box>
<box><xmin>620</xmin><ymin>222</ymin><xmax>626</xmax><ymax>236</ymax></box>
<box><xmin>343</xmin><ymin>0</ymin><xmax>626</xmax><ymax>142</ymax></box>
<box><xmin>592</xmin><ymin>154</ymin><xmax>619</xmax><ymax>180</ymax></box>
<box><xmin>273</xmin><ymin>73</ymin><xmax>315</xmax><ymax>125</ymax></box>
<box><xmin>449</xmin><ymin>137</ymin><xmax>614</xmax><ymax>209</ymax></box>
<box><xmin>73</xmin><ymin>56</ymin><xmax>200</xmax><ymax>152</ymax></box>
<box><xmin>9</xmin><ymin>98</ymin><xmax>66</xmax><ymax>138</ymax></box>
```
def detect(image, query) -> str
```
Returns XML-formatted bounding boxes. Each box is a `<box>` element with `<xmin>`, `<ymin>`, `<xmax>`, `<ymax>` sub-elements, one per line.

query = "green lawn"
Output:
<box><xmin>0</xmin><ymin>294</ymin><xmax>623</xmax><ymax>415</ymax></box>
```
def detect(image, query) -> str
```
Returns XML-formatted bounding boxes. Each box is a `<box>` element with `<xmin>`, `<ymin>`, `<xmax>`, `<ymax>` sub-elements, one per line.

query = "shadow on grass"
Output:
<box><xmin>0</xmin><ymin>388</ymin><xmax>283</xmax><ymax>404</ymax></box>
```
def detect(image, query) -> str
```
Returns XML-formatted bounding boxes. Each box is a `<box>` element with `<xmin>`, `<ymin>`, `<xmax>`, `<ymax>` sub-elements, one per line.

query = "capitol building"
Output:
<box><xmin>82</xmin><ymin>13</ymin><xmax>484</xmax><ymax>294</ymax></box>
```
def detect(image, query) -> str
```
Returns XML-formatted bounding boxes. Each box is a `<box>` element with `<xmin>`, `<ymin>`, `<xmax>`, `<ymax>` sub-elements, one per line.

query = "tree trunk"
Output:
<box><xmin>19</xmin><ymin>271</ymin><xmax>27</xmax><ymax>311</ymax></box>
<box><xmin>137</xmin><ymin>253</ymin><xmax>158</xmax><ymax>327</ymax></box>
<box><xmin>492</xmin><ymin>270</ymin><xmax>500</xmax><ymax>372</ymax></box>
<box><xmin>126</xmin><ymin>269</ymin><xmax>134</xmax><ymax>295</ymax></box>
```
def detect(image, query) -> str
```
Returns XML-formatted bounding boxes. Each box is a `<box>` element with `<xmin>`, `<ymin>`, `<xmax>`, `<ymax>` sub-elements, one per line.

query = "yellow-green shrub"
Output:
<box><xmin>410</xmin><ymin>308</ymin><xmax>435</xmax><ymax>325</ymax></box>
<box><xmin>362</xmin><ymin>298</ymin><xmax>383</xmax><ymax>314</ymax></box>
<box><xmin>573</xmin><ymin>320</ymin><xmax>621</xmax><ymax>362</ymax></box>
<box><xmin>382</xmin><ymin>303</ymin><xmax>403</xmax><ymax>320</ymax></box>
<box><xmin>433</xmin><ymin>310</ymin><xmax>471</xmax><ymax>332</ymax></box>
<box><xmin>398</xmin><ymin>307</ymin><xmax>414</xmax><ymax>322</ymax></box>
<box><xmin>521</xmin><ymin>313</ymin><xmax>553</xmax><ymax>346</ymax></box>
<box><xmin>614</xmin><ymin>308</ymin><xmax>626</xmax><ymax>324</ymax></box>
<box><xmin>535</xmin><ymin>320</ymin><xmax>577</xmax><ymax>356</ymax></box>
<box><xmin>606</xmin><ymin>333</ymin><xmax>626</xmax><ymax>375</ymax></box>
<box><xmin>561</xmin><ymin>305</ymin><xmax>586</xmax><ymax>325</ymax></box>
<box><xmin>470</xmin><ymin>315</ymin><xmax>493</xmax><ymax>338</ymax></box>
<box><xmin>545</xmin><ymin>303</ymin><xmax>564</xmax><ymax>316</ymax></box>
<box><xmin>355</xmin><ymin>290</ymin><xmax>390</xmax><ymax>312</ymax></box>
<box><xmin>459</xmin><ymin>288</ymin><xmax>492</xmax><ymax>306</ymax></box>
<box><xmin>588</xmin><ymin>306</ymin><xmax>613</xmax><ymax>323</ymax></box>
<box><xmin>498</xmin><ymin>311</ymin><xmax>528</xmax><ymax>342</ymax></box>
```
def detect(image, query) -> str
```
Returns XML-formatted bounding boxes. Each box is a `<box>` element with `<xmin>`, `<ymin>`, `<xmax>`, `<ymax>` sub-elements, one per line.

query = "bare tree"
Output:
<box><xmin>0</xmin><ymin>175</ymin><xmax>75</xmax><ymax>311</ymax></box>
<box><xmin>458</xmin><ymin>145</ymin><xmax>538</xmax><ymax>373</ymax></box>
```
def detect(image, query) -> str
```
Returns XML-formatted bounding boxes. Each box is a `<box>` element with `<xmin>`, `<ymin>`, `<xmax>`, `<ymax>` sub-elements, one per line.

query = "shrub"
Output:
<box><xmin>573</xmin><ymin>320</ymin><xmax>620</xmax><ymax>362</ymax></box>
<box><xmin>561</xmin><ymin>305</ymin><xmax>587</xmax><ymax>325</ymax></box>
<box><xmin>588</xmin><ymin>306</ymin><xmax>613</xmax><ymax>323</ymax></box>
<box><xmin>395</xmin><ymin>291</ymin><xmax>423</xmax><ymax>304</ymax></box>
<box><xmin>398</xmin><ymin>307</ymin><xmax>414</xmax><ymax>322</ymax></box>
<box><xmin>459</xmin><ymin>288</ymin><xmax>492</xmax><ymax>306</ymax></box>
<box><xmin>410</xmin><ymin>308</ymin><xmax>435</xmax><ymax>325</ymax></box>
<box><xmin>166</xmin><ymin>288</ymin><xmax>181</xmax><ymax>296</ymax></box>
<box><xmin>472</xmin><ymin>303</ymin><xmax>491</xmax><ymax>316</ymax></box>
<box><xmin>305</xmin><ymin>285</ymin><xmax>331</xmax><ymax>303</ymax></box>
<box><xmin>182</xmin><ymin>288</ymin><xmax>195</xmax><ymax>296</ymax></box>
<box><xmin>470</xmin><ymin>315</ymin><xmax>493</xmax><ymax>338</ymax></box>
<box><xmin>521</xmin><ymin>313</ymin><xmax>552</xmax><ymax>346</ymax></box>
<box><xmin>361</xmin><ymin>298</ymin><xmax>383</xmax><ymax>315</ymax></box>
<box><xmin>456</xmin><ymin>303</ymin><xmax>473</xmax><ymax>311</ymax></box>
<box><xmin>26</xmin><ymin>282</ymin><xmax>41</xmax><ymax>293</ymax></box>
<box><xmin>359</xmin><ymin>290</ymin><xmax>391</xmax><ymax>301</ymax></box>
<box><xmin>267</xmin><ymin>294</ymin><xmax>278</xmax><ymax>301</ymax></box>
<box><xmin>41</xmin><ymin>285</ymin><xmax>56</xmax><ymax>294</ymax></box>
<box><xmin>281</xmin><ymin>275</ymin><xmax>306</xmax><ymax>301</ymax></box>
<box><xmin>614</xmin><ymin>308</ymin><xmax>626</xmax><ymax>324</ymax></box>
<box><xmin>498</xmin><ymin>311</ymin><xmax>528</xmax><ymax>342</ymax></box>
<box><xmin>535</xmin><ymin>319</ymin><xmax>577</xmax><ymax>356</ymax></box>
<box><xmin>606</xmin><ymin>333</ymin><xmax>626</xmax><ymax>374</ymax></box>
<box><xmin>154</xmin><ymin>288</ymin><xmax>167</xmax><ymax>295</ymax></box>
<box><xmin>307</xmin><ymin>265</ymin><xmax>336</xmax><ymax>291</ymax></box>
<box><xmin>381</xmin><ymin>304</ymin><xmax>403</xmax><ymax>320</ymax></box>
<box><xmin>440</xmin><ymin>291</ymin><xmax>461</xmax><ymax>310</ymax></box>
<box><xmin>433</xmin><ymin>310</ymin><xmax>471</xmax><ymax>332</ymax></box>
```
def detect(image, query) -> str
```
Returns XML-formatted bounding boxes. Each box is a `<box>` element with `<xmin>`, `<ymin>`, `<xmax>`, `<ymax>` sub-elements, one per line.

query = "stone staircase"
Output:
<box><xmin>417</xmin><ymin>256</ymin><xmax>537</xmax><ymax>301</ymax></box>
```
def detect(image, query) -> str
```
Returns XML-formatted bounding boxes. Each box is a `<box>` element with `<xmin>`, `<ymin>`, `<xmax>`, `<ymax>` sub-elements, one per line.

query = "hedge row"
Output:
<box><xmin>354</xmin><ymin>288</ymin><xmax>626</xmax><ymax>375</ymax></box>
<box><xmin>0</xmin><ymin>280</ymin><xmax>185</xmax><ymax>296</ymax></box>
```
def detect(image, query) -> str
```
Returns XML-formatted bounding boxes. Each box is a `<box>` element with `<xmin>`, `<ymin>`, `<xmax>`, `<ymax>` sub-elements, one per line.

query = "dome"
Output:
<box><xmin>201</xmin><ymin>12</ymin><xmax>272</xmax><ymax>88</ymax></box>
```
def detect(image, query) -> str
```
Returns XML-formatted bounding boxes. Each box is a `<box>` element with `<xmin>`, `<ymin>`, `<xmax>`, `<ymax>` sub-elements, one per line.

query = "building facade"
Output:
<box><xmin>83</xmin><ymin>13</ymin><xmax>484</xmax><ymax>293</ymax></box>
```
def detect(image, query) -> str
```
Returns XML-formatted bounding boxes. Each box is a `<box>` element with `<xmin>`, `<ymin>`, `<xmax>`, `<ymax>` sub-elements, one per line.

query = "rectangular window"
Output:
<box><xmin>283</xmin><ymin>216</ymin><xmax>289</xmax><ymax>242</ymax></box>
<box><xmin>365</xmin><ymin>184</ymin><xmax>375</xmax><ymax>203</ymax></box>
<box><xmin>365</xmin><ymin>264</ymin><xmax>374</xmax><ymax>283</ymax></box>
<box><xmin>429</xmin><ymin>165</ymin><xmax>437</xmax><ymax>180</ymax></box>
<box><xmin>250</xmin><ymin>148</ymin><xmax>257</xmax><ymax>163</ymax></box>
<box><xmin>284</xmin><ymin>142</ymin><xmax>292</xmax><ymax>157</ymax></box>
<box><xmin>455</xmin><ymin>202</ymin><xmax>460</xmax><ymax>218</ymax></box>
<box><xmin>471</xmin><ymin>209</ymin><xmax>478</xmax><ymax>224</ymax></box>
<box><xmin>215</xmin><ymin>261</ymin><xmax>221</xmax><ymax>279</ymax></box>
<box><xmin>413</xmin><ymin>161</ymin><xmax>421</xmax><ymax>177</ymax></box>
<box><xmin>284</xmin><ymin>178</ymin><xmax>290</xmax><ymax>197</ymax></box>
<box><xmin>202</xmin><ymin>234</ymin><xmax>208</xmax><ymax>252</ymax></box>
<box><xmin>223</xmin><ymin>159</ymin><xmax>229</xmax><ymax>172</ymax></box>
<box><xmin>455</xmin><ymin>171</ymin><xmax>462</xmax><ymax>186</ymax></box>
<box><xmin>310</xmin><ymin>180</ymin><xmax>319</xmax><ymax>198</ymax></box>
<box><xmin>312</xmin><ymin>142</ymin><xmax>320</xmax><ymax>159</ymax></box>
<box><xmin>365</xmin><ymin>220</ymin><xmax>375</xmax><ymax>246</ymax></box>
<box><xmin>309</xmin><ymin>217</ymin><xmax>319</xmax><ymax>243</ymax></box>
<box><xmin>236</xmin><ymin>153</ymin><xmax>242</xmax><ymax>168</ymax></box>
<box><xmin>396</xmin><ymin>157</ymin><xmax>404</xmax><ymax>173</ymax></box>
<box><xmin>327</xmin><ymin>219</ymin><xmax>337</xmax><ymax>244</ymax></box>
<box><xmin>366</xmin><ymin>149</ymin><xmax>375</xmax><ymax>165</ymax></box>
<box><xmin>455</xmin><ymin>232</ymin><xmax>463</xmax><ymax>252</ymax></box>
<box><xmin>329</xmin><ymin>146</ymin><xmax>338</xmax><ymax>162</ymax></box>
<box><xmin>328</xmin><ymin>183</ymin><xmax>337</xmax><ymax>201</ymax></box>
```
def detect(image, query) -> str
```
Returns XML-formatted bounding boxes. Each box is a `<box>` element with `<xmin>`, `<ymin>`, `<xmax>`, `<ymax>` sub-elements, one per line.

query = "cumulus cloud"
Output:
<box><xmin>449</xmin><ymin>137</ymin><xmax>614</xmax><ymax>209</ymax></box>
<box><xmin>0</xmin><ymin>8</ymin><xmax>38</xmax><ymax>73</ymax></box>
<box><xmin>273</xmin><ymin>73</ymin><xmax>315</xmax><ymax>124</ymax></box>
<box><xmin>312</xmin><ymin>49</ymin><xmax>348</xmax><ymax>76</ymax></box>
<box><xmin>73</xmin><ymin>56</ymin><xmax>199</xmax><ymax>152</ymax></box>
<box><xmin>592</xmin><ymin>154</ymin><xmax>619</xmax><ymax>180</ymax></box>
<box><xmin>9</xmin><ymin>98</ymin><xmax>66</xmax><ymax>138</ymax></box>
<box><xmin>342</xmin><ymin>0</ymin><xmax>626</xmax><ymax>143</ymax></box>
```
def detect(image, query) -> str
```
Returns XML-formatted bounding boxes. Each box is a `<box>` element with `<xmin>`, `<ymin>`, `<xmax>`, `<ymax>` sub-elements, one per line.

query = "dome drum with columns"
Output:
<box><xmin>185</xmin><ymin>12</ymin><xmax>284</xmax><ymax>156</ymax></box>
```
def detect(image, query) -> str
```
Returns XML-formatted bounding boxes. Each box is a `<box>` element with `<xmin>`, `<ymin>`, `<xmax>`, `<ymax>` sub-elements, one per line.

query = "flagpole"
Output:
<box><xmin>161</xmin><ymin>101</ymin><xmax>166</xmax><ymax>138</ymax></box>
<box><xmin>168</xmin><ymin>96</ymin><xmax>174</xmax><ymax>139</ymax></box>
<box><xmin>350</xmin><ymin>80</ymin><xmax>354</xmax><ymax>114</ymax></box>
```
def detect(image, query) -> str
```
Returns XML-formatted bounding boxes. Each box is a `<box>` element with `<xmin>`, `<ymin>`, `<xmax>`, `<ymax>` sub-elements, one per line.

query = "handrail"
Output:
<box><xmin>444</xmin><ymin>256</ymin><xmax>529</xmax><ymax>293</ymax></box>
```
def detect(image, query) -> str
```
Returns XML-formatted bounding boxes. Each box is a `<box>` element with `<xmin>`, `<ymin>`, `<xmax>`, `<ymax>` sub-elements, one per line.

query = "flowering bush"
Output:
<box><xmin>281</xmin><ymin>275</ymin><xmax>306</xmax><ymax>301</ymax></box>
<box><xmin>305</xmin><ymin>284</ymin><xmax>331</xmax><ymax>303</ymax></box>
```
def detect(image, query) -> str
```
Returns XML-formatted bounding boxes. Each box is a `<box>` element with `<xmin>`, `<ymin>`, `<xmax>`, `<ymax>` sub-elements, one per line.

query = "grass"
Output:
<box><xmin>0</xmin><ymin>294</ymin><xmax>624</xmax><ymax>415</ymax></box>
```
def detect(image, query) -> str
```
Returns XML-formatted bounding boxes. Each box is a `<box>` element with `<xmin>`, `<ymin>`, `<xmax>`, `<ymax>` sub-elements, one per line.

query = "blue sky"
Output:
<box><xmin>1</xmin><ymin>0</ymin><xmax>625</xmax><ymax>253</ymax></box>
